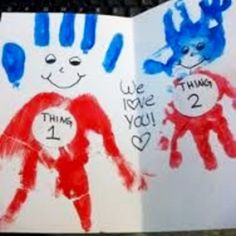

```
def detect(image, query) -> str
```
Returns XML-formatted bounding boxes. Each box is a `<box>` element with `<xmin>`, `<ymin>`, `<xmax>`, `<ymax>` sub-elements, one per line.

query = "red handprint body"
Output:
<box><xmin>0</xmin><ymin>92</ymin><xmax>145</xmax><ymax>232</ymax></box>
<box><xmin>161</xmin><ymin>70</ymin><xmax>236</xmax><ymax>170</ymax></box>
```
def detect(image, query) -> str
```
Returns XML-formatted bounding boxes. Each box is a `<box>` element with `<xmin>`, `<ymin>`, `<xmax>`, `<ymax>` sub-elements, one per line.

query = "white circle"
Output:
<box><xmin>173</xmin><ymin>74</ymin><xmax>219</xmax><ymax>117</ymax></box>
<box><xmin>32</xmin><ymin>107</ymin><xmax>77</xmax><ymax>148</ymax></box>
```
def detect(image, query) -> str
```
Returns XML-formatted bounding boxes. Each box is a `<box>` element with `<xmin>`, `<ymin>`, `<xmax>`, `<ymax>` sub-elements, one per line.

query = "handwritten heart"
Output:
<box><xmin>131</xmin><ymin>132</ymin><xmax>151</xmax><ymax>151</ymax></box>
<box><xmin>126</xmin><ymin>98</ymin><xmax>140</xmax><ymax>110</ymax></box>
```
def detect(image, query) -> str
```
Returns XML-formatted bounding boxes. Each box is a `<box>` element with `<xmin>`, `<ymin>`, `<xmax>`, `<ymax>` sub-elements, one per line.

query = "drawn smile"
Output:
<box><xmin>41</xmin><ymin>73</ymin><xmax>86</xmax><ymax>89</ymax></box>
<box><xmin>179</xmin><ymin>58</ymin><xmax>206</xmax><ymax>69</ymax></box>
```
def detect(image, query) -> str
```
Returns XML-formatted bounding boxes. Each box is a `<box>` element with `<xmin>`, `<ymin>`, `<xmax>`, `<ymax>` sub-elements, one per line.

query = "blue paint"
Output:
<box><xmin>59</xmin><ymin>13</ymin><xmax>75</xmax><ymax>47</ymax></box>
<box><xmin>143</xmin><ymin>0</ymin><xmax>231</xmax><ymax>77</ymax></box>
<box><xmin>199</xmin><ymin>0</ymin><xmax>231</xmax><ymax>23</ymax></box>
<box><xmin>81</xmin><ymin>14</ymin><xmax>97</xmax><ymax>54</ymax></box>
<box><xmin>144</xmin><ymin>56</ymin><xmax>176</xmax><ymax>76</ymax></box>
<box><xmin>34</xmin><ymin>13</ymin><xmax>50</xmax><ymax>46</ymax></box>
<box><xmin>2</xmin><ymin>43</ymin><xmax>25</xmax><ymax>87</ymax></box>
<box><xmin>103</xmin><ymin>33</ymin><xmax>124</xmax><ymax>73</ymax></box>
<box><xmin>144</xmin><ymin>60</ymin><xmax>164</xmax><ymax>75</ymax></box>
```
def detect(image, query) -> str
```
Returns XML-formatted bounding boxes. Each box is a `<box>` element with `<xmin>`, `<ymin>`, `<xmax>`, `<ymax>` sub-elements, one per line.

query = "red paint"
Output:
<box><xmin>73</xmin><ymin>194</ymin><xmax>91</xmax><ymax>232</ymax></box>
<box><xmin>159</xmin><ymin>136</ymin><xmax>169</xmax><ymax>151</ymax></box>
<box><xmin>0</xmin><ymin>92</ymin><xmax>146</xmax><ymax>231</ymax></box>
<box><xmin>164</xmin><ymin>70</ymin><xmax>236</xmax><ymax>170</ymax></box>
<box><xmin>0</xmin><ymin>188</ymin><xmax>27</xmax><ymax>225</ymax></box>
<box><xmin>233</xmin><ymin>100</ymin><xmax>236</xmax><ymax>109</ymax></box>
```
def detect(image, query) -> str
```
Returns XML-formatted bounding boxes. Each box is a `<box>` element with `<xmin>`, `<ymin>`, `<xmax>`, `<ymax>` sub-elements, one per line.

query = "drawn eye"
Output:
<box><xmin>196</xmin><ymin>42</ymin><xmax>205</xmax><ymax>51</ymax></box>
<box><xmin>181</xmin><ymin>46</ymin><xmax>189</xmax><ymax>55</ymax></box>
<box><xmin>45</xmin><ymin>54</ymin><xmax>56</xmax><ymax>64</ymax></box>
<box><xmin>69</xmin><ymin>56</ymin><xmax>81</xmax><ymax>66</ymax></box>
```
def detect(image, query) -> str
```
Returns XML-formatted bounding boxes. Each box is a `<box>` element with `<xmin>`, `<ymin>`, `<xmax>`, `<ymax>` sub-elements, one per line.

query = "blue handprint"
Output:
<box><xmin>144</xmin><ymin>0</ymin><xmax>231</xmax><ymax>77</ymax></box>
<box><xmin>2</xmin><ymin>13</ymin><xmax>124</xmax><ymax>88</ymax></box>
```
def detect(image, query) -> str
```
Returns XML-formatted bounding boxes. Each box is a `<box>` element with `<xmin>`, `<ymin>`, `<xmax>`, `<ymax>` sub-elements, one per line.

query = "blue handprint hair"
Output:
<box><xmin>34</xmin><ymin>13</ymin><xmax>97</xmax><ymax>52</ymax></box>
<box><xmin>34</xmin><ymin>13</ymin><xmax>123</xmax><ymax>71</ymax></box>
<box><xmin>144</xmin><ymin>0</ymin><xmax>232</xmax><ymax>77</ymax></box>
<box><xmin>2</xmin><ymin>13</ymin><xmax>124</xmax><ymax>87</ymax></box>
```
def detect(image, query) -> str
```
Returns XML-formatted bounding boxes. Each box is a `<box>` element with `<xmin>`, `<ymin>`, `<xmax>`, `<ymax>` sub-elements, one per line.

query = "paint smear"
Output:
<box><xmin>59</xmin><ymin>13</ymin><xmax>75</xmax><ymax>47</ymax></box>
<box><xmin>34</xmin><ymin>13</ymin><xmax>50</xmax><ymax>46</ymax></box>
<box><xmin>80</xmin><ymin>14</ymin><xmax>97</xmax><ymax>54</ymax></box>
<box><xmin>159</xmin><ymin>136</ymin><xmax>169</xmax><ymax>150</ymax></box>
<box><xmin>103</xmin><ymin>33</ymin><xmax>124</xmax><ymax>73</ymax></box>
<box><xmin>2</xmin><ymin>43</ymin><xmax>25</xmax><ymax>87</ymax></box>
<box><xmin>143</xmin><ymin>59</ymin><xmax>164</xmax><ymax>75</ymax></box>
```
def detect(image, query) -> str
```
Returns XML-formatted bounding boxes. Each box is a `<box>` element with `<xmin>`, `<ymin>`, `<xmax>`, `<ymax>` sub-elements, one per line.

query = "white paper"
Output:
<box><xmin>1</xmin><ymin>0</ymin><xmax>236</xmax><ymax>233</ymax></box>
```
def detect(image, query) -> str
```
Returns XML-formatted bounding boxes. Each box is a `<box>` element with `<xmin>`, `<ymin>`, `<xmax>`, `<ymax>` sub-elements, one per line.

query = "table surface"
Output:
<box><xmin>129</xmin><ymin>231</ymin><xmax>236</xmax><ymax>236</ymax></box>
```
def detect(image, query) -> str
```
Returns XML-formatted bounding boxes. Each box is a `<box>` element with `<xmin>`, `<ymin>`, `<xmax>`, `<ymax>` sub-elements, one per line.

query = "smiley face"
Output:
<box><xmin>176</xmin><ymin>36</ymin><xmax>211</xmax><ymax>71</ymax></box>
<box><xmin>178</xmin><ymin>43</ymin><xmax>206</xmax><ymax>69</ymax></box>
<box><xmin>41</xmin><ymin>53</ymin><xmax>86</xmax><ymax>89</ymax></box>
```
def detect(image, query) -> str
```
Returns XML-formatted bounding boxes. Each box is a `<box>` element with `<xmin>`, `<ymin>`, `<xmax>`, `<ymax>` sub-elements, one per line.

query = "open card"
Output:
<box><xmin>1</xmin><ymin>0</ymin><xmax>236</xmax><ymax>233</ymax></box>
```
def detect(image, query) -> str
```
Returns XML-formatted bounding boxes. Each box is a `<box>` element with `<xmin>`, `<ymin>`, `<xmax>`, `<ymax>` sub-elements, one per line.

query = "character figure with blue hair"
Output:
<box><xmin>144</xmin><ymin>0</ymin><xmax>236</xmax><ymax>170</ymax></box>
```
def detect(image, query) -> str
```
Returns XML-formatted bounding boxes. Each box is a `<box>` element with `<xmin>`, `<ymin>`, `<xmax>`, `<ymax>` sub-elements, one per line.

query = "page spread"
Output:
<box><xmin>0</xmin><ymin>0</ymin><xmax>236</xmax><ymax>233</ymax></box>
